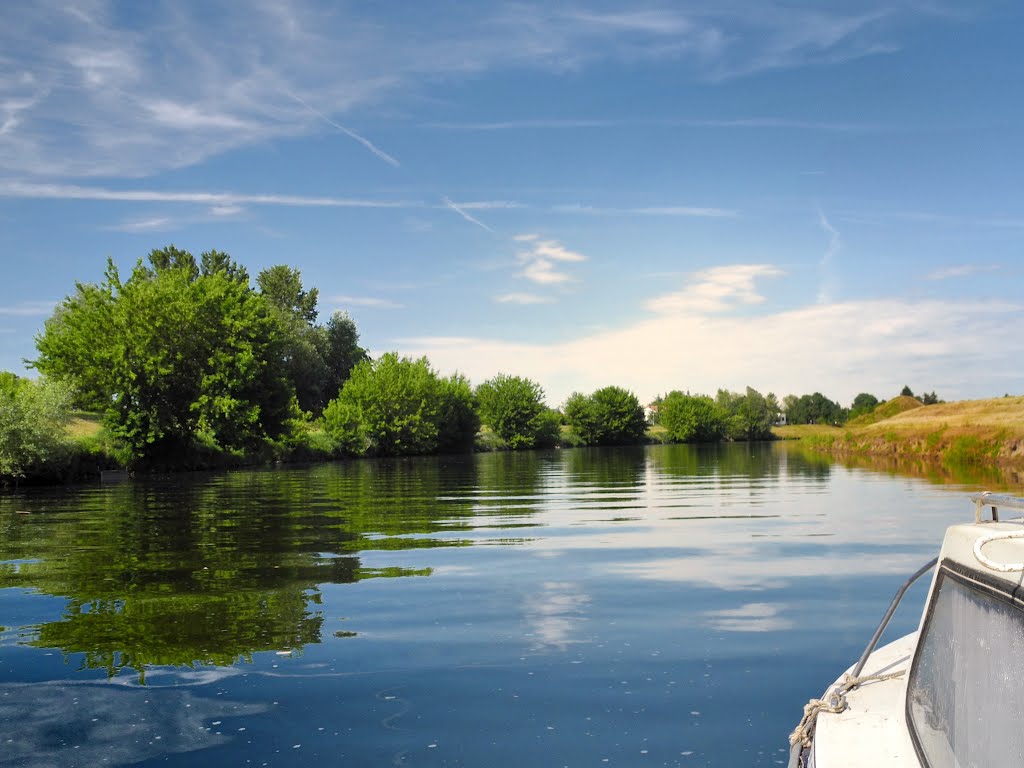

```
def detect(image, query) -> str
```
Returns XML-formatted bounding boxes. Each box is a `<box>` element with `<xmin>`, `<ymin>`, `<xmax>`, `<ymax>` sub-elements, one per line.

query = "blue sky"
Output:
<box><xmin>2</xmin><ymin>0</ymin><xmax>1023</xmax><ymax>407</ymax></box>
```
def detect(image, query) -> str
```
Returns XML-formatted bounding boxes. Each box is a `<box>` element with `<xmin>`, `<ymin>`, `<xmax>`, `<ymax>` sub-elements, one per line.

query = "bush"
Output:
<box><xmin>0</xmin><ymin>376</ymin><xmax>75</xmax><ymax>484</ymax></box>
<box><xmin>660</xmin><ymin>392</ymin><xmax>727</xmax><ymax>442</ymax></box>
<box><xmin>564</xmin><ymin>386</ymin><xmax>647</xmax><ymax>446</ymax></box>
<box><xmin>476</xmin><ymin>374</ymin><xmax>549</xmax><ymax>449</ymax></box>
<box><xmin>321</xmin><ymin>353</ymin><xmax>479</xmax><ymax>457</ymax></box>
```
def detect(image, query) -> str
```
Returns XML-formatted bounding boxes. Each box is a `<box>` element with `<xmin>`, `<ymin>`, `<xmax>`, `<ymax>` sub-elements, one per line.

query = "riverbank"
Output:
<box><xmin>774</xmin><ymin>395</ymin><xmax>1024</xmax><ymax>468</ymax></box>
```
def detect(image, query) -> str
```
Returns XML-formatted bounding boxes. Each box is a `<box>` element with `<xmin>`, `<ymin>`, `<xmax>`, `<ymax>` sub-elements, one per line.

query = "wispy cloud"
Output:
<box><xmin>926</xmin><ymin>264</ymin><xmax>1000</xmax><ymax>280</ymax></box>
<box><xmin>0</xmin><ymin>301</ymin><xmax>56</xmax><ymax>317</ymax></box>
<box><xmin>646</xmin><ymin>264</ymin><xmax>783</xmax><ymax>315</ymax></box>
<box><xmin>286</xmin><ymin>90</ymin><xmax>400</xmax><ymax>168</ymax></box>
<box><xmin>442</xmin><ymin>196</ymin><xmax>493</xmax><ymax>232</ymax></box>
<box><xmin>427</xmin><ymin>116</ymin><xmax>887</xmax><ymax>133</ymax></box>
<box><xmin>0</xmin><ymin>181</ymin><xmax>419</xmax><ymax>209</ymax></box>
<box><xmin>0</xmin><ymin>2</ymin><xmax>949</xmax><ymax>178</ymax></box>
<box><xmin>553</xmin><ymin>203</ymin><xmax>736</xmax><ymax>218</ymax></box>
<box><xmin>103</xmin><ymin>216</ymin><xmax>176</xmax><ymax>233</ymax></box>
<box><xmin>495</xmin><ymin>292</ymin><xmax>554</xmax><ymax>305</ymax></box>
<box><xmin>817</xmin><ymin>211</ymin><xmax>840</xmax><ymax>304</ymax></box>
<box><xmin>330</xmin><ymin>295</ymin><xmax>404</xmax><ymax>309</ymax></box>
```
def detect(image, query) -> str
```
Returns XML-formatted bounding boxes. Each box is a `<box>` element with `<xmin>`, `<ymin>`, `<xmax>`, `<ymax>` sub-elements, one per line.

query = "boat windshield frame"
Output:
<box><xmin>905</xmin><ymin>556</ymin><xmax>1024</xmax><ymax>768</ymax></box>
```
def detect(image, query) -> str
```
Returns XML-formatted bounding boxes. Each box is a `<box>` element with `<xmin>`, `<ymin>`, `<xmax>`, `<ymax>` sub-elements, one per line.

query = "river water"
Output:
<box><xmin>0</xmin><ymin>444</ymin><xmax>1010</xmax><ymax>767</ymax></box>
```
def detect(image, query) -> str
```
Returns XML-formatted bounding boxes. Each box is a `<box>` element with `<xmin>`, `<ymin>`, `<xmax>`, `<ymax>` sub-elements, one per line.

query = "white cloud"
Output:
<box><xmin>515</xmin><ymin>236</ymin><xmax>588</xmax><ymax>285</ymax></box>
<box><xmin>0</xmin><ymin>181</ymin><xmax>418</xmax><ymax>209</ymax></box>
<box><xmin>209</xmin><ymin>205</ymin><xmax>244</xmax><ymax>217</ymax></box>
<box><xmin>552</xmin><ymin>203</ymin><xmax>736</xmax><ymax>218</ymax></box>
<box><xmin>0</xmin><ymin>301</ymin><xmax>56</xmax><ymax>317</ymax></box>
<box><xmin>103</xmin><ymin>216</ymin><xmax>175</xmax><ymax>233</ymax></box>
<box><xmin>330</xmin><ymin>295</ymin><xmax>403</xmax><ymax>309</ymax></box>
<box><xmin>398</xmin><ymin>266</ymin><xmax>1024</xmax><ymax>406</ymax></box>
<box><xmin>0</xmin><ymin>2</ymin><xmax>950</xmax><ymax>178</ymax></box>
<box><xmin>495</xmin><ymin>292</ymin><xmax>554</xmax><ymax>305</ymax></box>
<box><xmin>926</xmin><ymin>264</ymin><xmax>1000</xmax><ymax>280</ymax></box>
<box><xmin>645</xmin><ymin>264</ymin><xmax>783</xmax><ymax>315</ymax></box>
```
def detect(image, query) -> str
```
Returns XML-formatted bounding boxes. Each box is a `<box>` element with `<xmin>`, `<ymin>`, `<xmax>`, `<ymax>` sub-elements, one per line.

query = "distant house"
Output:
<box><xmin>775</xmin><ymin>413</ymin><xmax>787</xmax><ymax>426</ymax></box>
<box><xmin>645</xmin><ymin>402</ymin><xmax>660</xmax><ymax>422</ymax></box>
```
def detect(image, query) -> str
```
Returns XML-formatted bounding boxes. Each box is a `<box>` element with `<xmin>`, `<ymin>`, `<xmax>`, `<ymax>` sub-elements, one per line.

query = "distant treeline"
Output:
<box><xmin>0</xmin><ymin>246</ymin><xmax>942</xmax><ymax>485</ymax></box>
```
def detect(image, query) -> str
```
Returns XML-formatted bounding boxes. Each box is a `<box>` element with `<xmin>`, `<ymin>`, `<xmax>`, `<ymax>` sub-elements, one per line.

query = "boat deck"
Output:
<box><xmin>812</xmin><ymin>633</ymin><xmax>918</xmax><ymax>767</ymax></box>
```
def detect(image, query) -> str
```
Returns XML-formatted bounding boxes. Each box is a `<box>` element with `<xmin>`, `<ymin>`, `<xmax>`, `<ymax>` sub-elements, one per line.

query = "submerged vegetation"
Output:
<box><xmin>1</xmin><ymin>244</ymin><xmax>1019</xmax><ymax>486</ymax></box>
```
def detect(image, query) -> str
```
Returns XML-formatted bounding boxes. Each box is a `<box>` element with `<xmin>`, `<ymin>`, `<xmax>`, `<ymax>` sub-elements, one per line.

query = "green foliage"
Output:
<box><xmin>435</xmin><ymin>373</ymin><xmax>481</xmax><ymax>454</ymax></box>
<box><xmin>563</xmin><ymin>386</ymin><xmax>647</xmax><ymax>446</ymax></box>
<box><xmin>476</xmin><ymin>374</ymin><xmax>549</xmax><ymax>449</ymax></box>
<box><xmin>34</xmin><ymin>254</ymin><xmax>294</xmax><ymax>464</ymax></box>
<box><xmin>850</xmin><ymin>392</ymin><xmax>880</xmax><ymax>420</ymax></box>
<box><xmin>257</xmin><ymin>265</ymin><xmax>319</xmax><ymax>325</ymax></box>
<box><xmin>784</xmin><ymin>392</ymin><xmax>848</xmax><ymax>426</ymax></box>
<box><xmin>532</xmin><ymin>408</ymin><xmax>563</xmax><ymax>449</ymax></box>
<box><xmin>322</xmin><ymin>353</ymin><xmax>477</xmax><ymax>457</ymax></box>
<box><xmin>900</xmin><ymin>385</ymin><xmax>915</xmax><ymax>397</ymax></box>
<box><xmin>717</xmin><ymin>387</ymin><xmax>777</xmax><ymax>441</ymax></box>
<box><xmin>921</xmin><ymin>391</ymin><xmax>941</xmax><ymax>405</ymax></box>
<box><xmin>0</xmin><ymin>376</ymin><xmax>74</xmax><ymax>482</ymax></box>
<box><xmin>943</xmin><ymin>435</ymin><xmax>998</xmax><ymax>466</ymax></box>
<box><xmin>660</xmin><ymin>391</ymin><xmax>727</xmax><ymax>442</ymax></box>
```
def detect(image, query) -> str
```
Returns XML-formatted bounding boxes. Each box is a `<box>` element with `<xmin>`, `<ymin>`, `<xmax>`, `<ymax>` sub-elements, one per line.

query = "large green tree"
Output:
<box><xmin>34</xmin><ymin>252</ymin><xmax>294</xmax><ymax>463</ymax></box>
<box><xmin>476</xmin><ymin>374</ymin><xmax>551</xmax><ymax>449</ymax></box>
<box><xmin>564</xmin><ymin>386</ymin><xmax>647</xmax><ymax>445</ymax></box>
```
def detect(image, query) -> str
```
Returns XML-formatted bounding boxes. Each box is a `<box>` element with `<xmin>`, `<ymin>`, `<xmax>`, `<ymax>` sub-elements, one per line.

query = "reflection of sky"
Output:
<box><xmin>705</xmin><ymin>603</ymin><xmax>792</xmax><ymax>633</ymax></box>
<box><xmin>0</xmin><ymin>680</ymin><xmax>266</xmax><ymax>768</ymax></box>
<box><xmin>521</xmin><ymin>582</ymin><xmax>590</xmax><ymax>651</ymax></box>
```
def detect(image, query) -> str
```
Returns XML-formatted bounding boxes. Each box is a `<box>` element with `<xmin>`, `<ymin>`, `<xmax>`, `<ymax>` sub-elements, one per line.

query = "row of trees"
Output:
<box><xmin>656</xmin><ymin>388</ymin><xmax>779</xmax><ymax>442</ymax></box>
<box><xmin>8</xmin><ymin>245</ymin><xmax>951</xmax><ymax>477</ymax></box>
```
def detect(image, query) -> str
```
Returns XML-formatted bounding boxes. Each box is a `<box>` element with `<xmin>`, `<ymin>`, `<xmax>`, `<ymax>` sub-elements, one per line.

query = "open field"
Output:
<box><xmin>788</xmin><ymin>395</ymin><xmax>1024</xmax><ymax>468</ymax></box>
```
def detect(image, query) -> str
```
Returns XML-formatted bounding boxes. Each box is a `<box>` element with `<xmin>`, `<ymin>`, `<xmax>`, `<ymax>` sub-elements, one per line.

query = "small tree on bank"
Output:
<box><xmin>0</xmin><ymin>375</ymin><xmax>74</xmax><ymax>483</ymax></box>
<box><xmin>659</xmin><ymin>392</ymin><xmax>727</xmax><ymax>442</ymax></box>
<box><xmin>321</xmin><ymin>353</ymin><xmax>479</xmax><ymax>457</ymax></box>
<box><xmin>564</xmin><ymin>386</ymin><xmax>647</xmax><ymax>446</ymax></box>
<box><xmin>476</xmin><ymin>374</ymin><xmax>555</xmax><ymax>449</ymax></box>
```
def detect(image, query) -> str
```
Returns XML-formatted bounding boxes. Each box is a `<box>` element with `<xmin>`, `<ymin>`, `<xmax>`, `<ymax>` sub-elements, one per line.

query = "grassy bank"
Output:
<box><xmin>776</xmin><ymin>395</ymin><xmax>1024</xmax><ymax>468</ymax></box>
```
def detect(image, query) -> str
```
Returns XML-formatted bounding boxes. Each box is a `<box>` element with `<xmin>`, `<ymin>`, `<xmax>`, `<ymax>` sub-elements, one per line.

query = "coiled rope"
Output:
<box><xmin>788</xmin><ymin>670</ymin><xmax>906</xmax><ymax>749</ymax></box>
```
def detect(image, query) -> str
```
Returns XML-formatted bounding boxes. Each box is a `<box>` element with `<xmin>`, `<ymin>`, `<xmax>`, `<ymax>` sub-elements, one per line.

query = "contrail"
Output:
<box><xmin>442</xmin><ymin>197</ymin><xmax>493</xmax><ymax>232</ymax></box>
<box><xmin>286</xmin><ymin>91</ymin><xmax>400</xmax><ymax>168</ymax></box>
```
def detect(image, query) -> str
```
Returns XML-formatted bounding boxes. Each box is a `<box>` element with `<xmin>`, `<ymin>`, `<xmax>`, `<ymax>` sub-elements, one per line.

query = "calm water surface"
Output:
<box><xmin>0</xmin><ymin>444</ymin><xmax>1007</xmax><ymax>767</ymax></box>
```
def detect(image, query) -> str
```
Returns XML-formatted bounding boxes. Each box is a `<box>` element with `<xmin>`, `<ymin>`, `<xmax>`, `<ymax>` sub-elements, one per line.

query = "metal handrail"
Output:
<box><xmin>850</xmin><ymin>556</ymin><xmax>938</xmax><ymax>679</ymax></box>
<box><xmin>971</xmin><ymin>492</ymin><xmax>1024</xmax><ymax>523</ymax></box>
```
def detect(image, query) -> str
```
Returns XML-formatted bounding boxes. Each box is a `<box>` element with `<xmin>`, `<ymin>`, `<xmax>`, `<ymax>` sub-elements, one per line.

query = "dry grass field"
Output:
<box><xmin>788</xmin><ymin>395</ymin><xmax>1024</xmax><ymax>467</ymax></box>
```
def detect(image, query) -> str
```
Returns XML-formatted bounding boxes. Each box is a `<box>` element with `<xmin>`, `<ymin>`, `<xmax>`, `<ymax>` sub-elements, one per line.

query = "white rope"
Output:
<box><xmin>788</xmin><ymin>670</ymin><xmax>906</xmax><ymax>749</ymax></box>
<box><xmin>973</xmin><ymin>531</ymin><xmax>1024</xmax><ymax>572</ymax></box>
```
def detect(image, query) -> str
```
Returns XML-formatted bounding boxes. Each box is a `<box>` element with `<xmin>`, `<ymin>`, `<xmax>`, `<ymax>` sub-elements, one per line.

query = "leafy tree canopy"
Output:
<box><xmin>659</xmin><ymin>391</ymin><xmax>727</xmax><ymax>443</ymax></box>
<box><xmin>476</xmin><ymin>374</ymin><xmax>551</xmax><ymax>450</ymax></box>
<box><xmin>784</xmin><ymin>391</ymin><xmax>848</xmax><ymax>426</ymax></box>
<box><xmin>321</xmin><ymin>353</ymin><xmax>478</xmax><ymax>457</ymax></box>
<box><xmin>565</xmin><ymin>386</ymin><xmax>648</xmax><ymax>446</ymax></box>
<box><xmin>850</xmin><ymin>392</ymin><xmax>880</xmax><ymax>419</ymax></box>
<box><xmin>257</xmin><ymin>265</ymin><xmax>319</xmax><ymax>325</ymax></box>
<box><xmin>0</xmin><ymin>375</ymin><xmax>74</xmax><ymax>482</ymax></box>
<box><xmin>34</xmin><ymin>254</ymin><xmax>295</xmax><ymax>463</ymax></box>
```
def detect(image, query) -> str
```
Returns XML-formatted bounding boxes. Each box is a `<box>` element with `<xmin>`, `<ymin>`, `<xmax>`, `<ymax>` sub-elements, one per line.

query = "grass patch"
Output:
<box><xmin>848</xmin><ymin>395</ymin><xmax>924</xmax><ymax>426</ymax></box>
<box><xmin>943</xmin><ymin>435</ymin><xmax>998</xmax><ymax>467</ymax></box>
